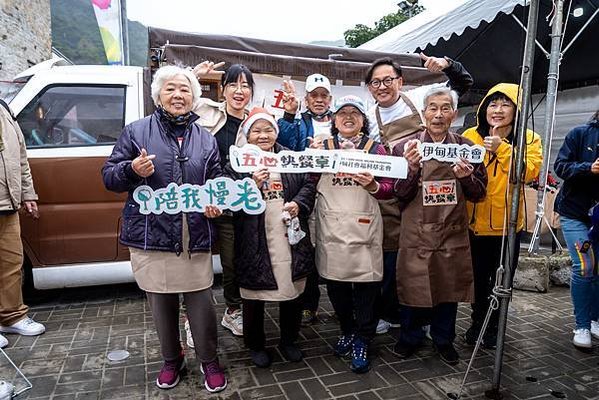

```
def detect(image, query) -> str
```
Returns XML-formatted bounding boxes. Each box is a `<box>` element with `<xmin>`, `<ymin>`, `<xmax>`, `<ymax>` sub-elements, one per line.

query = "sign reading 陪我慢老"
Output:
<box><xmin>132</xmin><ymin>177</ymin><xmax>266</xmax><ymax>215</ymax></box>
<box><xmin>229</xmin><ymin>145</ymin><xmax>408</xmax><ymax>179</ymax></box>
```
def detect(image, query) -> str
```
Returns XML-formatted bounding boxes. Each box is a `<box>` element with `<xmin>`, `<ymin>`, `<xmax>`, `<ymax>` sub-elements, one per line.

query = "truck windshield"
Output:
<box><xmin>0</xmin><ymin>79</ymin><xmax>27</xmax><ymax>103</ymax></box>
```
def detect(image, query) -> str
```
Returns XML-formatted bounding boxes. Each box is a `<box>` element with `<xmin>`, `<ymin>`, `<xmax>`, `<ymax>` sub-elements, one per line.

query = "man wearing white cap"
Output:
<box><xmin>277</xmin><ymin>73</ymin><xmax>334</xmax><ymax>325</ymax></box>
<box><xmin>277</xmin><ymin>73</ymin><xmax>333</xmax><ymax>152</ymax></box>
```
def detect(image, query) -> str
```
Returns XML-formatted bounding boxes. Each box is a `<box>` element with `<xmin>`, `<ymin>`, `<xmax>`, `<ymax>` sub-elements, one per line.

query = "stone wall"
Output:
<box><xmin>0</xmin><ymin>0</ymin><xmax>51</xmax><ymax>80</ymax></box>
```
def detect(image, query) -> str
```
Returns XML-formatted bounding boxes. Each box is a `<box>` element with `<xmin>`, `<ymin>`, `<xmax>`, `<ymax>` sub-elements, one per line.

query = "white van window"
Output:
<box><xmin>17</xmin><ymin>85</ymin><xmax>126</xmax><ymax>148</ymax></box>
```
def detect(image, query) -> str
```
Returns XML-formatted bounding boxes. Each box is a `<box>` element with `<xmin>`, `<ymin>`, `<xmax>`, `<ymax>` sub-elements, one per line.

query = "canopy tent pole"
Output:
<box><xmin>488</xmin><ymin>0</ymin><xmax>540</xmax><ymax>396</ymax></box>
<box><xmin>530</xmin><ymin>0</ymin><xmax>565</xmax><ymax>254</ymax></box>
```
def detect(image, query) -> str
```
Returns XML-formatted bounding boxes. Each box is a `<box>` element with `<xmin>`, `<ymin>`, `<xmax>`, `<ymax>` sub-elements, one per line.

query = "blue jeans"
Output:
<box><xmin>560</xmin><ymin>216</ymin><xmax>599</xmax><ymax>329</ymax></box>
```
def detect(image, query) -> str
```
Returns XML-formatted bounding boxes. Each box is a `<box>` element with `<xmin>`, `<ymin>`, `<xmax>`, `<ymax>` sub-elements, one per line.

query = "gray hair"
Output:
<box><xmin>151</xmin><ymin>65</ymin><xmax>202</xmax><ymax>110</ymax></box>
<box><xmin>422</xmin><ymin>86</ymin><xmax>459</xmax><ymax>110</ymax></box>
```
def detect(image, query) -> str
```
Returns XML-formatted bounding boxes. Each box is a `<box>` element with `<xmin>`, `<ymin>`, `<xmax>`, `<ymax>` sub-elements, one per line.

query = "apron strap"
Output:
<box><xmin>361</xmin><ymin>138</ymin><xmax>376</xmax><ymax>154</ymax></box>
<box><xmin>325</xmin><ymin>137</ymin><xmax>336</xmax><ymax>150</ymax></box>
<box><xmin>398</xmin><ymin>92</ymin><xmax>420</xmax><ymax>115</ymax></box>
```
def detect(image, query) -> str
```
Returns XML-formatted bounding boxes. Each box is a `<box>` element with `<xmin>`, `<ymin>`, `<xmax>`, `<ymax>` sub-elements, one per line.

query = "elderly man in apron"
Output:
<box><xmin>364</xmin><ymin>55</ymin><xmax>473</xmax><ymax>334</ymax></box>
<box><xmin>392</xmin><ymin>87</ymin><xmax>487</xmax><ymax>365</ymax></box>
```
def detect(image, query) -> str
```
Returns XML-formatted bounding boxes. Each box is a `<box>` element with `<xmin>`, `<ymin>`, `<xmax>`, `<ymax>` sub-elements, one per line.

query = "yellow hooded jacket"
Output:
<box><xmin>463</xmin><ymin>83</ymin><xmax>542</xmax><ymax>236</ymax></box>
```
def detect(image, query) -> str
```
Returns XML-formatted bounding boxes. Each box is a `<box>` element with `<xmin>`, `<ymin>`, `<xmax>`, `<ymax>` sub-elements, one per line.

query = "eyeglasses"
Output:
<box><xmin>225</xmin><ymin>83</ymin><xmax>252</xmax><ymax>92</ymax></box>
<box><xmin>368</xmin><ymin>76</ymin><xmax>400</xmax><ymax>89</ymax></box>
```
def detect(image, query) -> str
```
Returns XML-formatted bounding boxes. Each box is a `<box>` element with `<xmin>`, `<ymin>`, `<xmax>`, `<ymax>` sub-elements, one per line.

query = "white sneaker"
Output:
<box><xmin>0</xmin><ymin>317</ymin><xmax>45</xmax><ymax>336</ymax></box>
<box><xmin>221</xmin><ymin>308</ymin><xmax>243</xmax><ymax>337</ymax></box>
<box><xmin>184</xmin><ymin>319</ymin><xmax>195</xmax><ymax>349</ymax></box>
<box><xmin>376</xmin><ymin>319</ymin><xmax>391</xmax><ymax>334</ymax></box>
<box><xmin>591</xmin><ymin>321</ymin><xmax>599</xmax><ymax>340</ymax></box>
<box><xmin>0</xmin><ymin>334</ymin><xmax>7</xmax><ymax>348</ymax></box>
<box><xmin>573</xmin><ymin>328</ymin><xmax>592</xmax><ymax>348</ymax></box>
<box><xmin>423</xmin><ymin>325</ymin><xmax>432</xmax><ymax>340</ymax></box>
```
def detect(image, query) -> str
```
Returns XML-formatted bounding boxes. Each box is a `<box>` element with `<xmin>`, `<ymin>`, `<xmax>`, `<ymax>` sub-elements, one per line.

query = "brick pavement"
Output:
<box><xmin>2</xmin><ymin>284</ymin><xmax>598</xmax><ymax>400</ymax></box>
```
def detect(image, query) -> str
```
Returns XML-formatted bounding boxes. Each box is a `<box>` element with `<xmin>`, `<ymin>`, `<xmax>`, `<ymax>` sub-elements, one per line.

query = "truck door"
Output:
<box><xmin>16</xmin><ymin>79</ymin><xmax>139</xmax><ymax>266</ymax></box>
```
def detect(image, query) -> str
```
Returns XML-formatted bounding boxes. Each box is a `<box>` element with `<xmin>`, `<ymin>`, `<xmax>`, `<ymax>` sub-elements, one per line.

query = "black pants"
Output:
<box><xmin>300</xmin><ymin>268</ymin><xmax>321</xmax><ymax>312</ymax></box>
<box><xmin>242</xmin><ymin>297</ymin><xmax>302</xmax><ymax>351</ymax></box>
<box><xmin>469</xmin><ymin>230</ymin><xmax>522</xmax><ymax>335</ymax></box>
<box><xmin>326</xmin><ymin>280</ymin><xmax>380</xmax><ymax>344</ymax></box>
<box><xmin>399</xmin><ymin>302</ymin><xmax>458</xmax><ymax>346</ymax></box>
<box><xmin>374</xmin><ymin>251</ymin><xmax>401</xmax><ymax>323</ymax></box>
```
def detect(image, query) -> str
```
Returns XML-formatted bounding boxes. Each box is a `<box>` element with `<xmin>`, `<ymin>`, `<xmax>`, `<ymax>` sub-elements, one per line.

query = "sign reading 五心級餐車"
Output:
<box><xmin>132</xmin><ymin>177</ymin><xmax>266</xmax><ymax>215</ymax></box>
<box><xmin>229</xmin><ymin>144</ymin><xmax>408</xmax><ymax>179</ymax></box>
<box><xmin>417</xmin><ymin>142</ymin><xmax>486</xmax><ymax>163</ymax></box>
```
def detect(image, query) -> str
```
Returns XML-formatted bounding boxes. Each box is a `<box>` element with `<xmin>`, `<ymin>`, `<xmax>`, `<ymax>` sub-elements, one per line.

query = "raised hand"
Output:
<box><xmin>282</xmin><ymin>80</ymin><xmax>299</xmax><ymax>114</ymax></box>
<box><xmin>131</xmin><ymin>148</ymin><xmax>156</xmax><ymax>178</ymax></box>
<box><xmin>192</xmin><ymin>61</ymin><xmax>225</xmax><ymax>80</ymax></box>
<box><xmin>420</xmin><ymin>53</ymin><xmax>450</xmax><ymax>72</ymax></box>
<box><xmin>483</xmin><ymin>125</ymin><xmax>503</xmax><ymax>152</ymax></box>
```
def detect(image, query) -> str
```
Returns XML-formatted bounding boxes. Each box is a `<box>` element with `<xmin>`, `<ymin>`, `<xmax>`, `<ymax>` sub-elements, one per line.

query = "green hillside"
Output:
<box><xmin>51</xmin><ymin>0</ymin><xmax>148</xmax><ymax>66</ymax></box>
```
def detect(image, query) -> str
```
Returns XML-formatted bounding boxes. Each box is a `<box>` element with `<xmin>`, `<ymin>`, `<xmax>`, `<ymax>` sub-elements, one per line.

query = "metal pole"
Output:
<box><xmin>120</xmin><ymin>0</ymin><xmax>130</xmax><ymax>66</ymax></box>
<box><xmin>531</xmin><ymin>0</ymin><xmax>564</xmax><ymax>254</ymax></box>
<box><xmin>490</xmin><ymin>0</ymin><xmax>540</xmax><ymax>395</ymax></box>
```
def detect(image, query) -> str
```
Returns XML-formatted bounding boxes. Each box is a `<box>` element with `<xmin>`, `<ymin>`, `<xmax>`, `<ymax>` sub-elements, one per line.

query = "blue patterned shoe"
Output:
<box><xmin>334</xmin><ymin>334</ymin><xmax>354</xmax><ymax>357</ymax></box>
<box><xmin>350</xmin><ymin>337</ymin><xmax>370</xmax><ymax>374</ymax></box>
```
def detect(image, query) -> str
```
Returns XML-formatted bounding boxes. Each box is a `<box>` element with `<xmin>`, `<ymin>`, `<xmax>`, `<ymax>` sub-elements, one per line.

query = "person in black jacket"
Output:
<box><xmin>554</xmin><ymin>110</ymin><xmax>599</xmax><ymax>350</ymax></box>
<box><xmin>102</xmin><ymin>66</ymin><xmax>226</xmax><ymax>393</ymax></box>
<box><xmin>226</xmin><ymin>107</ymin><xmax>316</xmax><ymax>368</ymax></box>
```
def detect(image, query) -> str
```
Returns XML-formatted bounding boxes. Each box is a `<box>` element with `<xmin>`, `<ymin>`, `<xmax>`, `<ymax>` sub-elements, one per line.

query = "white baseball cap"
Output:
<box><xmin>305</xmin><ymin>73</ymin><xmax>331</xmax><ymax>93</ymax></box>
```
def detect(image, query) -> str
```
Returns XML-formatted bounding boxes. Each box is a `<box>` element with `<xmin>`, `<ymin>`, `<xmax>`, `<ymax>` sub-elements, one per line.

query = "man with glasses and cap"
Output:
<box><xmin>365</xmin><ymin>54</ymin><xmax>473</xmax><ymax>336</ymax></box>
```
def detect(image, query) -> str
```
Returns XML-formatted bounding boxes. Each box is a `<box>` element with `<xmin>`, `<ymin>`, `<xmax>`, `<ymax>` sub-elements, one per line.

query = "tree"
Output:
<box><xmin>344</xmin><ymin>5</ymin><xmax>424</xmax><ymax>48</ymax></box>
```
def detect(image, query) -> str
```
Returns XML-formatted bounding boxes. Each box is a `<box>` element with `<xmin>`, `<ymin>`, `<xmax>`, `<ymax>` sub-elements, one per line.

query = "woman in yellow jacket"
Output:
<box><xmin>462</xmin><ymin>83</ymin><xmax>542</xmax><ymax>348</ymax></box>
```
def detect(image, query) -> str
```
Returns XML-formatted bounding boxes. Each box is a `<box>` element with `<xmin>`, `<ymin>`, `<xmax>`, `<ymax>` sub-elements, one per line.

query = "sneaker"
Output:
<box><xmin>184</xmin><ymin>319</ymin><xmax>194</xmax><ymax>349</ymax></box>
<box><xmin>200</xmin><ymin>359</ymin><xmax>227</xmax><ymax>393</ymax></box>
<box><xmin>463</xmin><ymin>326</ymin><xmax>479</xmax><ymax>346</ymax></box>
<box><xmin>221</xmin><ymin>308</ymin><xmax>243</xmax><ymax>337</ymax></box>
<box><xmin>388</xmin><ymin>320</ymin><xmax>401</xmax><ymax>328</ymax></box>
<box><xmin>350</xmin><ymin>337</ymin><xmax>370</xmax><ymax>374</ymax></box>
<box><xmin>250</xmin><ymin>349</ymin><xmax>272</xmax><ymax>368</ymax></box>
<box><xmin>334</xmin><ymin>334</ymin><xmax>354</xmax><ymax>358</ymax></box>
<box><xmin>435</xmin><ymin>343</ymin><xmax>459</xmax><ymax>365</ymax></box>
<box><xmin>0</xmin><ymin>317</ymin><xmax>45</xmax><ymax>336</ymax></box>
<box><xmin>423</xmin><ymin>324</ymin><xmax>432</xmax><ymax>340</ymax></box>
<box><xmin>156</xmin><ymin>356</ymin><xmax>185</xmax><ymax>389</ymax></box>
<box><xmin>483</xmin><ymin>333</ymin><xmax>497</xmax><ymax>350</ymax></box>
<box><xmin>591</xmin><ymin>321</ymin><xmax>599</xmax><ymax>340</ymax></box>
<box><xmin>301</xmin><ymin>310</ymin><xmax>318</xmax><ymax>326</ymax></box>
<box><xmin>376</xmin><ymin>319</ymin><xmax>391</xmax><ymax>334</ymax></box>
<box><xmin>279</xmin><ymin>343</ymin><xmax>303</xmax><ymax>362</ymax></box>
<box><xmin>393</xmin><ymin>341</ymin><xmax>417</xmax><ymax>359</ymax></box>
<box><xmin>0</xmin><ymin>334</ymin><xmax>7</xmax><ymax>349</ymax></box>
<box><xmin>573</xmin><ymin>328</ymin><xmax>592</xmax><ymax>349</ymax></box>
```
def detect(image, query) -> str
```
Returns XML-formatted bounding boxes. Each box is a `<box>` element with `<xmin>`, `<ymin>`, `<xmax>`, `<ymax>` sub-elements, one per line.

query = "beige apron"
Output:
<box><xmin>130</xmin><ymin>217</ymin><xmax>213</xmax><ymax>293</ymax></box>
<box><xmin>375</xmin><ymin>92</ymin><xmax>424</xmax><ymax>251</ymax></box>
<box><xmin>241</xmin><ymin>172</ymin><xmax>306</xmax><ymax>301</ymax></box>
<box><xmin>315</xmin><ymin>143</ymin><xmax>384</xmax><ymax>282</ymax></box>
<box><xmin>396</xmin><ymin>132</ymin><xmax>474</xmax><ymax>307</ymax></box>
